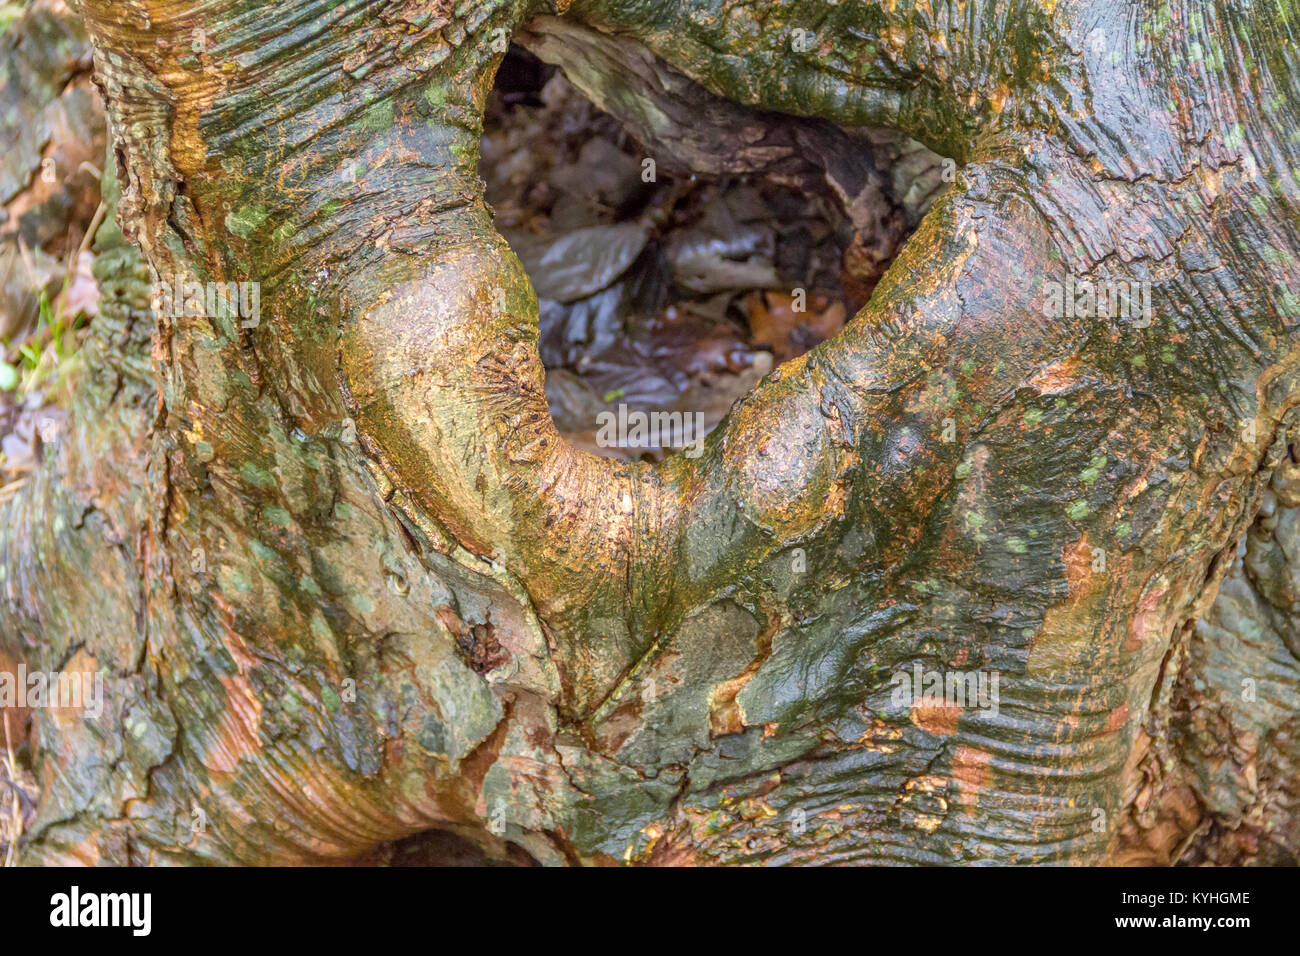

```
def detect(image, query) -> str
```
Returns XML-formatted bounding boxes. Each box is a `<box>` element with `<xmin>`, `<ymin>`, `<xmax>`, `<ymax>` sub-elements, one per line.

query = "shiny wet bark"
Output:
<box><xmin>1</xmin><ymin>0</ymin><xmax>1298</xmax><ymax>865</ymax></box>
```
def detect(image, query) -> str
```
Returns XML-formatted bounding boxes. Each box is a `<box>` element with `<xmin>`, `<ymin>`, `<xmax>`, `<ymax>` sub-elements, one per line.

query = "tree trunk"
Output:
<box><xmin>2</xmin><ymin>0</ymin><xmax>1298</xmax><ymax>865</ymax></box>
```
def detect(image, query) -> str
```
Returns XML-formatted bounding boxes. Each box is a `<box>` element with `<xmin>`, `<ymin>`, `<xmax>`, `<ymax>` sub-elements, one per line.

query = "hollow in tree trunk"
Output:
<box><xmin>2</xmin><ymin>0</ymin><xmax>1300</xmax><ymax>865</ymax></box>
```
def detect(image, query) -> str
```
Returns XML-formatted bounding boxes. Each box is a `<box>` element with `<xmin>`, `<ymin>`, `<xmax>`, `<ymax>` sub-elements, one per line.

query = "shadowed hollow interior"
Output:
<box><xmin>481</xmin><ymin>46</ymin><xmax>946</xmax><ymax>462</ymax></box>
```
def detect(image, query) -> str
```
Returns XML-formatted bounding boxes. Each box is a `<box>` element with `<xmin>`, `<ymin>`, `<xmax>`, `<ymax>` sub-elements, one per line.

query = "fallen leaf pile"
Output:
<box><xmin>482</xmin><ymin>51</ymin><xmax>940</xmax><ymax>460</ymax></box>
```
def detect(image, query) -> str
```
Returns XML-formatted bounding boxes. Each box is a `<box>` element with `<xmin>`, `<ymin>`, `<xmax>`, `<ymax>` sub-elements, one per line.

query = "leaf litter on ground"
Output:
<box><xmin>481</xmin><ymin>54</ymin><xmax>935</xmax><ymax>461</ymax></box>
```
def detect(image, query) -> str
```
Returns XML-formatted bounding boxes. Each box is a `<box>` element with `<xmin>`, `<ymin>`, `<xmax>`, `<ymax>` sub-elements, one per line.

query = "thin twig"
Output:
<box><xmin>71</xmin><ymin>200</ymin><xmax>107</xmax><ymax>275</ymax></box>
<box><xmin>2</xmin><ymin>710</ymin><xmax>21</xmax><ymax>866</ymax></box>
<box><xmin>0</xmin><ymin>477</ymin><xmax>27</xmax><ymax>503</ymax></box>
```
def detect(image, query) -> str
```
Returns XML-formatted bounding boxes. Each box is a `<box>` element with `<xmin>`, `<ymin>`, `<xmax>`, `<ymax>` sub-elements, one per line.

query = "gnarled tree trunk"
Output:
<box><xmin>2</xmin><ymin>0</ymin><xmax>1299</xmax><ymax>865</ymax></box>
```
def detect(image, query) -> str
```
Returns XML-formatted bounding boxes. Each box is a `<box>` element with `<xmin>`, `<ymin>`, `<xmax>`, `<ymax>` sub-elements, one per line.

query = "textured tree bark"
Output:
<box><xmin>1</xmin><ymin>0</ymin><xmax>1297</xmax><ymax>865</ymax></box>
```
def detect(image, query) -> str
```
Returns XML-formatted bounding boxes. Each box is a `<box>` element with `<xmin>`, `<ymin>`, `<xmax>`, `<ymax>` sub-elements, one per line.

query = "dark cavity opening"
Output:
<box><xmin>354</xmin><ymin>827</ymin><xmax>541</xmax><ymax>866</ymax></box>
<box><xmin>482</xmin><ymin>45</ymin><xmax>945</xmax><ymax>462</ymax></box>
